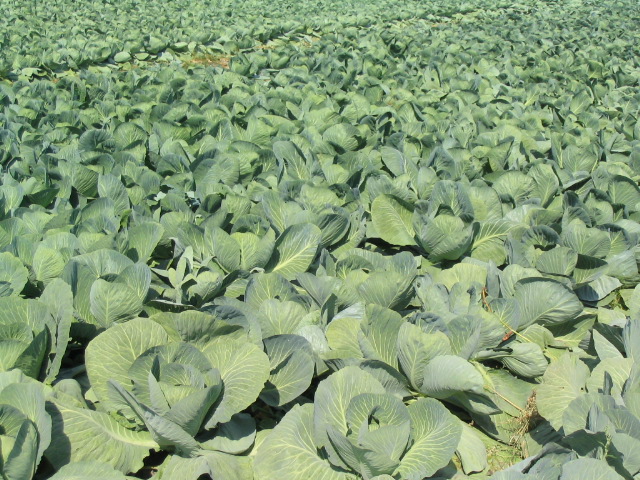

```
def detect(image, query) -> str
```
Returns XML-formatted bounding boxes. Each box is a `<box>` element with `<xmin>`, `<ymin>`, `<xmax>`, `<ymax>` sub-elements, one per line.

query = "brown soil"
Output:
<box><xmin>182</xmin><ymin>54</ymin><xmax>231</xmax><ymax>69</ymax></box>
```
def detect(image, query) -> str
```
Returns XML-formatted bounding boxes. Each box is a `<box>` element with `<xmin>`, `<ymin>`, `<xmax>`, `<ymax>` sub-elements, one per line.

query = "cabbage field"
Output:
<box><xmin>1</xmin><ymin>0</ymin><xmax>640</xmax><ymax>478</ymax></box>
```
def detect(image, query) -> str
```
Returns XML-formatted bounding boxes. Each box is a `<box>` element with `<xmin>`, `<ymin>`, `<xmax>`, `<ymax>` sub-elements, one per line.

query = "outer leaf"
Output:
<box><xmin>244</xmin><ymin>272</ymin><xmax>298</xmax><ymax>310</ymax></box>
<box><xmin>610</xmin><ymin>432</ymin><xmax>640</xmax><ymax>478</ymax></box>
<box><xmin>536</xmin><ymin>353</ymin><xmax>589</xmax><ymax>430</ymax></box>
<box><xmin>397</xmin><ymin>323</ymin><xmax>450</xmax><ymax>391</ymax></box>
<box><xmin>207</xmin><ymin>227</ymin><xmax>241</xmax><ymax>273</ymax></box>
<box><xmin>109</xmin><ymin>381</ymin><xmax>200</xmax><ymax>454</ymax></box>
<box><xmin>499</xmin><ymin>343</ymin><xmax>549</xmax><ymax>378</ymax></box>
<box><xmin>456</xmin><ymin>423</ymin><xmax>488</xmax><ymax>474</ymax></box>
<box><xmin>559</xmin><ymin>458</ymin><xmax>624</xmax><ymax>480</ymax></box>
<box><xmin>267</xmin><ymin>223</ymin><xmax>322</xmax><ymax>280</ymax></box>
<box><xmin>323</xmin><ymin>124</ymin><xmax>360</xmax><ymax>152</ymax></box>
<box><xmin>273</xmin><ymin>141</ymin><xmax>310</xmax><ymax>180</ymax></box>
<box><xmin>314</xmin><ymin>366</ymin><xmax>385</xmax><ymax>450</ymax></box>
<box><xmin>260</xmin><ymin>335</ymin><xmax>315</xmax><ymax>407</ymax></box>
<box><xmin>32</xmin><ymin>246</ymin><xmax>65</xmax><ymax>284</ymax></box>
<box><xmin>0</xmin><ymin>252</ymin><xmax>28</xmax><ymax>296</ymax></box>
<box><xmin>358</xmin><ymin>305</ymin><xmax>404</xmax><ymax>368</ymax></box>
<box><xmin>512</xmin><ymin>278</ymin><xmax>583</xmax><ymax>329</ymax></box>
<box><xmin>470</xmin><ymin>220</ymin><xmax>512</xmax><ymax>264</ymax></box>
<box><xmin>259</xmin><ymin>299</ymin><xmax>307</xmax><ymax>337</ymax></box>
<box><xmin>3</xmin><ymin>420</ymin><xmax>38</xmax><ymax>480</ymax></box>
<box><xmin>200</xmin><ymin>451</ymin><xmax>254</xmax><ymax>480</ymax></box>
<box><xmin>125</xmin><ymin>222</ymin><xmax>164</xmax><ymax>263</ymax></box>
<box><xmin>200</xmin><ymin>413</ymin><xmax>256</xmax><ymax>454</ymax></box>
<box><xmin>98</xmin><ymin>174</ymin><xmax>130</xmax><ymax>216</ymax></box>
<box><xmin>114</xmin><ymin>263</ymin><xmax>151</xmax><ymax>305</ymax></box>
<box><xmin>345</xmin><ymin>393</ymin><xmax>410</xmax><ymax>463</ymax></box>
<box><xmin>326</xmin><ymin>317</ymin><xmax>363</xmax><ymax>359</ymax></box>
<box><xmin>371</xmin><ymin>194</ymin><xmax>415</xmax><ymax>246</ymax></box>
<box><xmin>417</xmin><ymin>215</ymin><xmax>474</xmax><ymax>261</ymax></box>
<box><xmin>623</xmin><ymin>318</ymin><xmax>640</xmax><ymax>363</ymax></box>
<box><xmin>202</xmin><ymin>339</ymin><xmax>270</xmax><ymax>426</ymax></box>
<box><xmin>85</xmin><ymin>318</ymin><xmax>170</xmax><ymax>407</ymax></box>
<box><xmin>394</xmin><ymin>398</ymin><xmax>462</xmax><ymax>480</ymax></box>
<box><xmin>89</xmin><ymin>279</ymin><xmax>143</xmax><ymax>327</ymax></box>
<box><xmin>420</xmin><ymin>356</ymin><xmax>484</xmax><ymax>398</ymax></box>
<box><xmin>40</xmin><ymin>279</ymin><xmax>73</xmax><ymax>382</ymax></box>
<box><xmin>0</xmin><ymin>382</ymin><xmax>51</xmax><ymax>467</ymax></box>
<box><xmin>48</xmin><ymin>461</ymin><xmax>128</xmax><ymax>480</ymax></box>
<box><xmin>254</xmin><ymin>404</ymin><xmax>356</xmax><ymax>480</ymax></box>
<box><xmin>586</xmin><ymin>357</ymin><xmax>633</xmax><ymax>396</ymax></box>
<box><xmin>357</xmin><ymin>272</ymin><xmax>414</xmax><ymax>310</ymax></box>
<box><xmin>232</xmin><ymin>230</ymin><xmax>275</xmax><ymax>271</ymax></box>
<box><xmin>156</xmin><ymin>454</ymin><xmax>211</xmax><ymax>480</ymax></box>
<box><xmin>45</xmin><ymin>402</ymin><xmax>156</xmax><ymax>473</ymax></box>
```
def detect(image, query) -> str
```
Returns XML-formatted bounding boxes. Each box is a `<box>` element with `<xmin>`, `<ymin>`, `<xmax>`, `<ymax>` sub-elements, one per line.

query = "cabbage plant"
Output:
<box><xmin>255</xmin><ymin>366</ymin><xmax>462</xmax><ymax>480</ymax></box>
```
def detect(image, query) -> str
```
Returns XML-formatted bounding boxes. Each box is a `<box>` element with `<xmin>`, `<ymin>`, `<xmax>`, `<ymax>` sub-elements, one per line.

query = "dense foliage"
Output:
<box><xmin>1</xmin><ymin>0</ymin><xmax>640</xmax><ymax>478</ymax></box>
